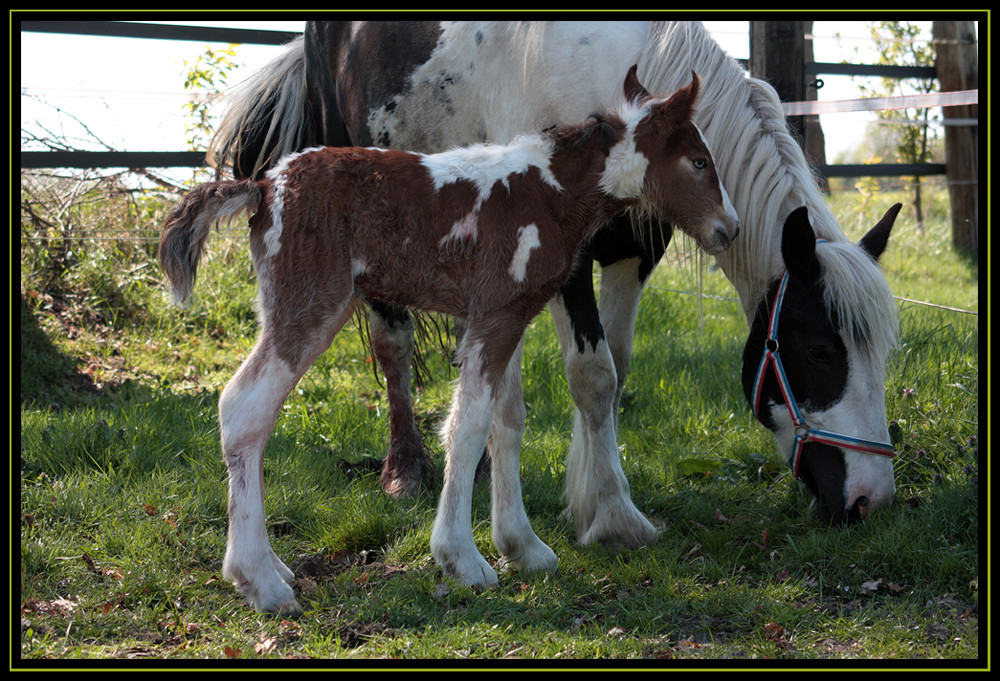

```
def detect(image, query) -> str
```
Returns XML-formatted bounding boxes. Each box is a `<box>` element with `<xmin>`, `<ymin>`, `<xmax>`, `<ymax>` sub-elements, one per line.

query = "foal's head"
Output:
<box><xmin>603</xmin><ymin>67</ymin><xmax>739</xmax><ymax>254</ymax></box>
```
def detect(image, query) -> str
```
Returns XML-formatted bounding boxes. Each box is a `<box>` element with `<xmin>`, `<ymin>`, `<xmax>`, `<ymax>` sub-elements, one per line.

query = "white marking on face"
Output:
<box><xmin>508</xmin><ymin>223</ymin><xmax>540</xmax><ymax>282</ymax></box>
<box><xmin>767</xmin><ymin>333</ymin><xmax>895</xmax><ymax>511</ymax></box>
<box><xmin>694</xmin><ymin>124</ymin><xmax>739</xmax><ymax>230</ymax></box>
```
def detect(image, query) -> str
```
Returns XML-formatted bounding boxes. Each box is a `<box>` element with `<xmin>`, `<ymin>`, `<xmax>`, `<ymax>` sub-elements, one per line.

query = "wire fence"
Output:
<box><xmin>20</xmin><ymin>20</ymin><xmax>978</xmax><ymax>319</ymax></box>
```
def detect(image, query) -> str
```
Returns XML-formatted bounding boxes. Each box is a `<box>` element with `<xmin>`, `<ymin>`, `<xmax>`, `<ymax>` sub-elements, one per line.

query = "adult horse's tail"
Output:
<box><xmin>207</xmin><ymin>36</ymin><xmax>313</xmax><ymax>180</ymax></box>
<box><xmin>159</xmin><ymin>181</ymin><xmax>262</xmax><ymax>306</ymax></box>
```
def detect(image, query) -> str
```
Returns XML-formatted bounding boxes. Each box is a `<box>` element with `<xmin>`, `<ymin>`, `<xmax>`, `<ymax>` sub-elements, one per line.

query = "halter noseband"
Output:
<box><xmin>750</xmin><ymin>247</ymin><xmax>895</xmax><ymax>479</ymax></box>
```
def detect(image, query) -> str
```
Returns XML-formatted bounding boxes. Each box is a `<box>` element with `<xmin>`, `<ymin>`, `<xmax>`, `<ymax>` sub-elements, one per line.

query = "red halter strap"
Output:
<box><xmin>750</xmin><ymin>260</ymin><xmax>895</xmax><ymax>479</ymax></box>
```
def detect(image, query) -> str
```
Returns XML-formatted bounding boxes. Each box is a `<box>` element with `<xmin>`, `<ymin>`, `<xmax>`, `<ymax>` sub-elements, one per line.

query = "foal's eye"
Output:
<box><xmin>692</xmin><ymin>158</ymin><xmax>708</xmax><ymax>170</ymax></box>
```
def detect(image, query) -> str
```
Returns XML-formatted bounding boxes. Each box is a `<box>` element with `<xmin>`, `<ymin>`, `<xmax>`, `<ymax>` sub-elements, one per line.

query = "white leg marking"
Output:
<box><xmin>489</xmin><ymin>342</ymin><xmax>558</xmax><ymax>574</ymax></box>
<box><xmin>549</xmin><ymin>292</ymin><xmax>659</xmax><ymax>548</ymax></box>
<box><xmin>219</xmin><ymin>346</ymin><xmax>301</xmax><ymax>613</ymax></box>
<box><xmin>431</xmin><ymin>341</ymin><xmax>499</xmax><ymax>586</ymax></box>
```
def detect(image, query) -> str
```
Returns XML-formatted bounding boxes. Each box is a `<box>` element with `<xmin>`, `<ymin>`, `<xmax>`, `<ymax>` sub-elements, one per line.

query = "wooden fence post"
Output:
<box><xmin>750</xmin><ymin>20</ymin><xmax>807</xmax><ymax>146</ymax></box>
<box><xmin>933</xmin><ymin>20</ymin><xmax>979</xmax><ymax>256</ymax></box>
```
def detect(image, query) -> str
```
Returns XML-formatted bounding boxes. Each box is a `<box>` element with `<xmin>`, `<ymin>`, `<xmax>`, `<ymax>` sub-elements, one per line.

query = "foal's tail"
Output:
<box><xmin>159</xmin><ymin>181</ymin><xmax>263</xmax><ymax>307</ymax></box>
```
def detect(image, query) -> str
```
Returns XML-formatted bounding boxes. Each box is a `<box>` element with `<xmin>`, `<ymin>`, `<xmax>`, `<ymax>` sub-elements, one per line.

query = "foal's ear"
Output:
<box><xmin>623</xmin><ymin>64</ymin><xmax>650</xmax><ymax>103</ymax></box>
<box><xmin>858</xmin><ymin>202</ymin><xmax>901</xmax><ymax>262</ymax></box>
<box><xmin>659</xmin><ymin>71</ymin><xmax>700</xmax><ymax>124</ymax></box>
<box><xmin>685</xmin><ymin>70</ymin><xmax>701</xmax><ymax>107</ymax></box>
<box><xmin>781</xmin><ymin>206</ymin><xmax>821</xmax><ymax>284</ymax></box>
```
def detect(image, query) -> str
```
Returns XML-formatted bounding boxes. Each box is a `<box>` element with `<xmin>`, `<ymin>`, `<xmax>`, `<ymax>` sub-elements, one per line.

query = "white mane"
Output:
<box><xmin>634</xmin><ymin>21</ymin><xmax>897</xmax><ymax>353</ymax></box>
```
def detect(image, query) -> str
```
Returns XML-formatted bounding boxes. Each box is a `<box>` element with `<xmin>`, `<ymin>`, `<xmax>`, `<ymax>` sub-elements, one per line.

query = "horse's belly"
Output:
<box><xmin>365</xmin><ymin>21</ymin><xmax>652</xmax><ymax>153</ymax></box>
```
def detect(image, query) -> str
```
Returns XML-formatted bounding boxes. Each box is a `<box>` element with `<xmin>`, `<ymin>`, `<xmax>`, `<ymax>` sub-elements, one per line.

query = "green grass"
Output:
<box><xmin>18</xmin><ymin>180</ymin><xmax>980</xmax><ymax>665</ymax></box>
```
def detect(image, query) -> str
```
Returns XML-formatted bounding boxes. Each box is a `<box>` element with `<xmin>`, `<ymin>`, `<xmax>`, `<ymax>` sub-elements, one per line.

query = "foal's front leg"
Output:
<box><xmin>489</xmin><ymin>340</ymin><xmax>558</xmax><ymax>575</ymax></box>
<box><xmin>430</xmin><ymin>336</ymin><xmax>507</xmax><ymax>587</ymax></box>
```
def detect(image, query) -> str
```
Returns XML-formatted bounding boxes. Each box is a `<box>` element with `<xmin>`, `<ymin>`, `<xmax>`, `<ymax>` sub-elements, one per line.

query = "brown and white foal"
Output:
<box><xmin>160</xmin><ymin>68</ymin><xmax>738</xmax><ymax>612</ymax></box>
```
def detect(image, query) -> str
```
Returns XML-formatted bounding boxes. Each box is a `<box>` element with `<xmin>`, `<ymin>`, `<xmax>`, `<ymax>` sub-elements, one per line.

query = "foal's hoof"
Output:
<box><xmin>438</xmin><ymin>554</ymin><xmax>499</xmax><ymax>588</ymax></box>
<box><xmin>236</xmin><ymin>579</ymin><xmax>302</xmax><ymax>615</ymax></box>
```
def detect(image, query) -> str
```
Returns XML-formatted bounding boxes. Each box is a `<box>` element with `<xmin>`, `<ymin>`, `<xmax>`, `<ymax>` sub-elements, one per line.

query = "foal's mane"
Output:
<box><xmin>543</xmin><ymin>113</ymin><xmax>623</xmax><ymax>156</ymax></box>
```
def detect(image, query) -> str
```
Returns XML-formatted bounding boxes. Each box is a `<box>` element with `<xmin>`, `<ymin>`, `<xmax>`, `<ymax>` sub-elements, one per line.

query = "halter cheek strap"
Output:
<box><xmin>750</xmin><ymin>262</ymin><xmax>895</xmax><ymax>479</ymax></box>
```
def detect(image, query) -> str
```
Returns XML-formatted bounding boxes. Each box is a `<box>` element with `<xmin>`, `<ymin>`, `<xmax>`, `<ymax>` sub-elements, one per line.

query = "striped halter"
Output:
<box><xmin>750</xmin><ymin>254</ymin><xmax>896</xmax><ymax>479</ymax></box>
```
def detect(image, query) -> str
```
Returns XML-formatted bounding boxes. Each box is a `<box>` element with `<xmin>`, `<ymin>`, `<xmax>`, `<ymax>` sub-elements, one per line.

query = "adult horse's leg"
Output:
<box><xmin>551</xmin><ymin>219</ymin><xmax>669</xmax><ymax>548</ymax></box>
<box><xmin>368</xmin><ymin>300</ymin><xmax>436</xmax><ymax>497</ymax></box>
<box><xmin>593</xmin><ymin>218</ymin><xmax>672</xmax><ymax>429</ymax></box>
<box><xmin>488</xmin><ymin>340</ymin><xmax>559</xmax><ymax>575</ymax></box>
<box><xmin>221</xmin><ymin>297</ymin><xmax>358</xmax><ymax>613</ymax></box>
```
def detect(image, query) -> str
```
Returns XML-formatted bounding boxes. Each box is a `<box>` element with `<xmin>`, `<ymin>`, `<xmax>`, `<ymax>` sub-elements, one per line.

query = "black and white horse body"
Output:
<box><xmin>210</xmin><ymin>20</ymin><xmax>900</xmax><ymax>538</ymax></box>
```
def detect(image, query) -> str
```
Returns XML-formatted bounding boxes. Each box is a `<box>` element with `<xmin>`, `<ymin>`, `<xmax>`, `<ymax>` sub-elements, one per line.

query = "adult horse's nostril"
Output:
<box><xmin>844</xmin><ymin>495</ymin><xmax>872</xmax><ymax>524</ymax></box>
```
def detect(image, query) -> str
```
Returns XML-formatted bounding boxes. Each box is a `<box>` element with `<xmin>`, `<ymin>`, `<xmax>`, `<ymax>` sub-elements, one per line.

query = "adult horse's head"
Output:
<box><xmin>742</xmin><ymin>204</ymin><xmax>902</xmax><ymax>525</ymax></box>
<box><xmin>604</xmin><ymin>67</ymin><xmax>740</xmax><ymax>254</ymax></box>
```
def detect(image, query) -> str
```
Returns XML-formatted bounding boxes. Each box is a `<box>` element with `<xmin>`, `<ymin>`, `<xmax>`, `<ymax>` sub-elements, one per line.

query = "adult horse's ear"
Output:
<box><xmin>781</xmin><ymin>206</ymin><xmax>821</xmax><ymax>284</ymax></box>
<box><xmin>858</xmin><ymin>203</ymin><xmax>902</xmax><ymax>262</ymax></box>
<box><xmin>623</xmin><ymin>64</ymin><xmax>650</xmax><ymax>103</ymax></box>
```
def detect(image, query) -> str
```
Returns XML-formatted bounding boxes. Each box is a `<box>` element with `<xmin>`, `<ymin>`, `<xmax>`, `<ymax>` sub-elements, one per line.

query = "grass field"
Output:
<box><xmin>18</xmin><ymin>175</ymin><xmax>981</xmax><ymax>665</ymax></box>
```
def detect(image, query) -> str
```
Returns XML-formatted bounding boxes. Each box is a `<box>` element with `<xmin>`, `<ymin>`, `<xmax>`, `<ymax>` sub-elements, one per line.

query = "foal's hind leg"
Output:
<box><xmin>220</xmin><ymin>301</ymin><xmax>357</xmax><ymax>612</ymax></box>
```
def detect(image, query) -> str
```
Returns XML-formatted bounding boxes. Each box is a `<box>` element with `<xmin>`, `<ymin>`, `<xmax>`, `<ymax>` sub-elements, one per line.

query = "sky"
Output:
<box><xmin>19</xmin><ymin>18</ymin><xmax>933</xmax><ymax>183</ymax></box>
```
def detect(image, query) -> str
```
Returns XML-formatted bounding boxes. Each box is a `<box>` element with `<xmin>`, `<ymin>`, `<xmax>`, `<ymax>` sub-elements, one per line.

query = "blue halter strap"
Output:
<box><xmin>750</xmin><ymin>249</ymin><xmax>895</xmax><ymax>479</ymax></box>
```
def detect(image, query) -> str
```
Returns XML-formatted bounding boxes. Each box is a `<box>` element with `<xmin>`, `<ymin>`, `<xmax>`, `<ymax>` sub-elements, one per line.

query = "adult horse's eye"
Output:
<box><xmin>806</xmin><ymin>344</ymin><xmax>829</xmax><ymax>363</ymax></box>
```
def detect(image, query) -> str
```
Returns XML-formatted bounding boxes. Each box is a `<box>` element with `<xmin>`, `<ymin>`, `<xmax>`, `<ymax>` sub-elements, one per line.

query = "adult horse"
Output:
<box><xmin>208</xmin><ymin>21</ymin><xmax>900</xmax><ymax>538</ymax></box>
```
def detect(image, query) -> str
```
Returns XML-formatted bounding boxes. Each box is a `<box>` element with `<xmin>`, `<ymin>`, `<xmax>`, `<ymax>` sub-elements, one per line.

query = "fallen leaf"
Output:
<box><xmin>254</xmin><ymin>637</ymin><xmax>278</xmax><ymax>655</ymax></box>
<box><xmin>51</xmin><ymin>596</ymin><xmax>78</xmax><ymax>614</ymax></box>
